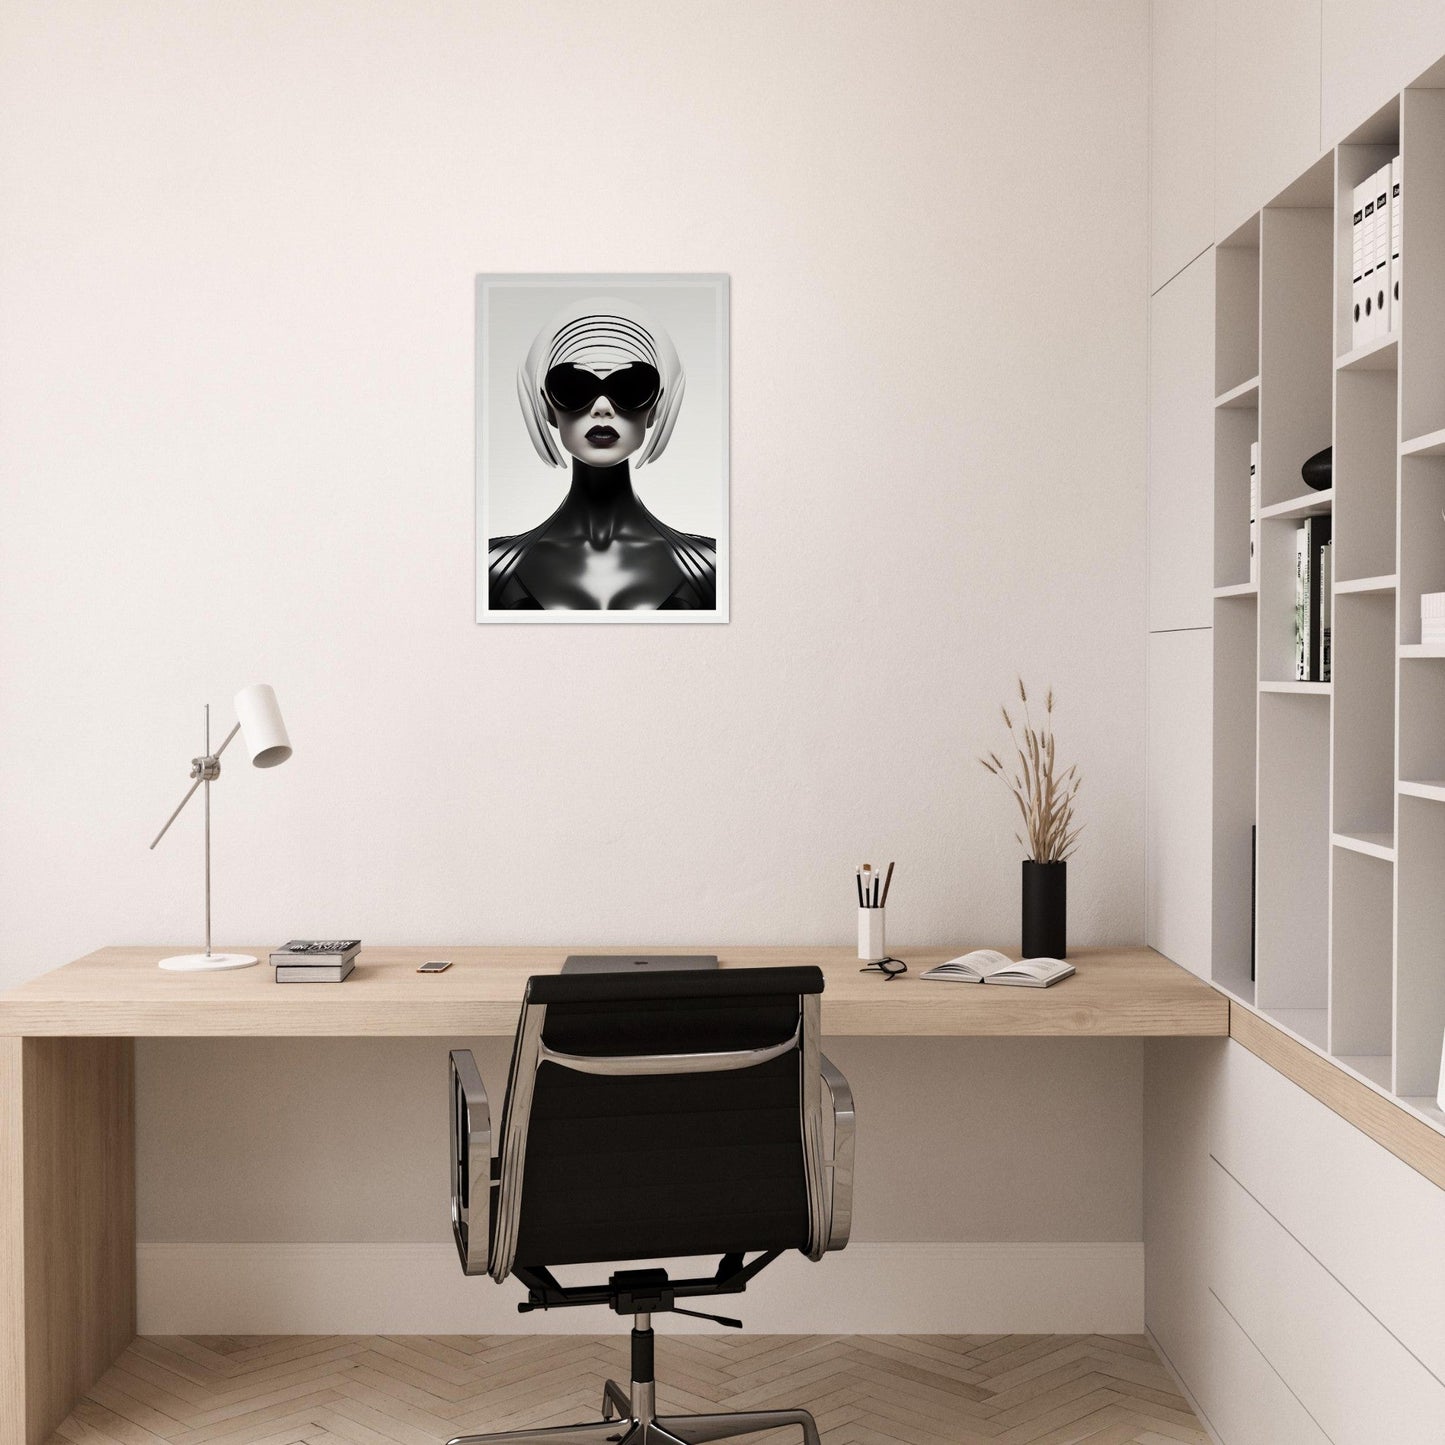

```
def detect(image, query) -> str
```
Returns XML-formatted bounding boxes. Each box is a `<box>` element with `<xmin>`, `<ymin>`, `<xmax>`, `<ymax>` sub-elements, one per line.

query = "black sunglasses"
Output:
<box><xmin>859</xmin><ymin>956</ymin><xmax>908</xmax><ymax>981</ymax></box>
<box><xmin>544</xmin><ymin>362</ymin><xmax>661</xmax><ymax>414</ymax></box>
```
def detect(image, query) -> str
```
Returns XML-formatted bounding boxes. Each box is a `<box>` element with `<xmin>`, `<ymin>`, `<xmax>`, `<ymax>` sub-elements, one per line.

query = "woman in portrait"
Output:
<box><xmin>487</xmin><ymin>297</ymin><xmax>717</xmax><ymax>611</ymax></box>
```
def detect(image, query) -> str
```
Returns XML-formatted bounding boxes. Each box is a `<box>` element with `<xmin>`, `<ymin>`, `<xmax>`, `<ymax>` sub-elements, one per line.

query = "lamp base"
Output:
<box><xmin>158</xmin><ymin>952</ymin><xmax>258</xmax><ymax>972</ymax></box>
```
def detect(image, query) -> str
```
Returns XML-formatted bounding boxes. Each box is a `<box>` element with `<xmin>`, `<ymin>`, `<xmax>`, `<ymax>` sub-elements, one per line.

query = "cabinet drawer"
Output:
<box><xmin>1217</xmin><ymin>1040</ymin><xmax>1445</xmax><ymax>1379</ymax></box>
<box><xmin>1209</xmin><ymin>1158</ymin><xmax>1445</xmax><ymax>1443</ymax></box>
<box><xmin>1195</xmin><ymin>1288</ymin><xmax>1329</xmax><ymax>1445</ymax></box>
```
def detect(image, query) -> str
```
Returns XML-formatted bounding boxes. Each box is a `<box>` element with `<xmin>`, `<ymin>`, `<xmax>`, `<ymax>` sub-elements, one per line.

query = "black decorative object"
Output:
<box><xmin>1302</xmin><ymin>445</ymin><xmax>1332</xmax><ymax>491</ymax></box>
<box><xmin>1021</xmin><ymin>860</ymin><xmax>1067</xmax><ymax>959</ymax></box>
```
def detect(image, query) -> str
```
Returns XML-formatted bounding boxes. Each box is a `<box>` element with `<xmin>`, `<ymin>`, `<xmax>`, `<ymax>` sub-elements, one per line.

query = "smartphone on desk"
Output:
<box><xmin>417</xmin><ymin>959</ymin><xmax>452</xmax><ymax>973</ymax></box>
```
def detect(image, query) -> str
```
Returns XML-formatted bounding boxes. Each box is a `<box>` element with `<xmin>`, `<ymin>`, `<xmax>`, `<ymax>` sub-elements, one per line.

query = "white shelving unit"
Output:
<box><xmin>1212</xmin><ymin>80</ymin><xmax>1445</xmax><ymax>1138</ymax></box>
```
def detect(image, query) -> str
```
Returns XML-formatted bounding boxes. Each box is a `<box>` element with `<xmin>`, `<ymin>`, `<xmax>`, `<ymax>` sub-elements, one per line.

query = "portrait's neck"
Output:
<box><xmin>553</xmin><ymin>459</ymin><xmax>650</xmax><ymax>547</ymax></box>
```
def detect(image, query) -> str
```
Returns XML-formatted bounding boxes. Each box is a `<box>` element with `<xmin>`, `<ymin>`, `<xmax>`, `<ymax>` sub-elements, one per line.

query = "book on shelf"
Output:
<box><xmin>1293</xmin><ymin>515</ymin><xmax>1332</xmax><ymax>681</ymax></box>
<box><xmin>1249</xmin><ymin>441</ymin><xmax>1259</xmax><ymax>585</ymax></box>
<box><xmin>1295</xmin><ymin>525</ymin><xmax>1309</xmax><ymax>679</ymax></box>
<box><xmin>920</xmin><ymin>950</ymin><xmax>1074</xmax><ymax>988</ymax></box>
<box><xmin>270</xmin><ymin>939</ymin><xmax>361</xmax><ymax>966</ymax></box>
<box><xmin>275</xmin><ymin>958</ymin><xmax>355</xmax><ymax>983</ymax></box>
<box><xmin>1320</xmin><ymin>539</ymin><xmax>1332</xmax><ymax>682</ymax></box>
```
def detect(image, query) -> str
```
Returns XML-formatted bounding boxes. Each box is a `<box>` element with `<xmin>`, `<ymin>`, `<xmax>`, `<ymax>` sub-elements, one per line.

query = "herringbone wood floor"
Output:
<box><xmin>49</xmin><ymin>1334</ymin><xmax>1209</xmax><ymax>1445</ymax></box>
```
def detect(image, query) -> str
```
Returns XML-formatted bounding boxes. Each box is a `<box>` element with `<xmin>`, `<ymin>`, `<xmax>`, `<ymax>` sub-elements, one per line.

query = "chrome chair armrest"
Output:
<box><xmin>449</xmin><ymin>1049</ymin><xmax>493</xmax><ymax>1276</ymax></box>
<box><xmin>819</xmin><ymin>1053</ymin><xmax>855</xmax><ymax>1252</ymax></box>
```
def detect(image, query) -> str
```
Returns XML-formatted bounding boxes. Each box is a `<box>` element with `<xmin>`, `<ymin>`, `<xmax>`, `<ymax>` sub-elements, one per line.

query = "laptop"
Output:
<box><xmin>561</xmin><ymin>954</ymin><xmax>719</xmax><ymax>974</ymax></box>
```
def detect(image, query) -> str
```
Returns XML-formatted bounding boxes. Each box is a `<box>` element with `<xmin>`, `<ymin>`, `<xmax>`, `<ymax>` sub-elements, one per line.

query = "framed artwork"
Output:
<box><xmin>475</xmin><ymin>273</ymin><xmax>729</xmax><ymax>623</ymax></box>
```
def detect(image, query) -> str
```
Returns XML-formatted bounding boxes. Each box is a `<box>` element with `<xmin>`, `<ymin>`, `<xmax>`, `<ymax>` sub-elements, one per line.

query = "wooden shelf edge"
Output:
<box><xmin>1228</xmin><ymin>1002</ymin><xmax>1445</xmax><ymax>1190</ymax></box>
<box><xmin>1213</xmin><ymin>582</ymin><xmax>1258</xmax><ymax>599</ymax></box>
<box><xmin>1399</xmin><ymin>643</ymin><xmax>1445</xmax><ymax>658</ymax></box>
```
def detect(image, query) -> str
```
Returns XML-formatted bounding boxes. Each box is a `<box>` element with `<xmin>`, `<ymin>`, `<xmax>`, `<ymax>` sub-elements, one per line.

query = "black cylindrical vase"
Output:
<box><xmin>1021</xmin><ymin>860</ymin><xmax>1067</xmax><ymax>958</ymax></box>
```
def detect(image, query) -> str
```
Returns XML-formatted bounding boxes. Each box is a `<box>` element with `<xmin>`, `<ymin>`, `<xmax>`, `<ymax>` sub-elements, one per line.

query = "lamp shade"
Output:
<box><xmin>233</xmin><ymin>684</ymin><xmax>292</xmax><ymax>768</ymax></box>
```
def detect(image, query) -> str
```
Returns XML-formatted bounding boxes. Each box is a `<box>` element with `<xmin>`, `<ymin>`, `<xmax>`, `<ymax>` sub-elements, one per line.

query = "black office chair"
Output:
<box><xmin>446</xmin><ymin>965</ymin><xmax>855</xmax><ymax>1445</ymax></box>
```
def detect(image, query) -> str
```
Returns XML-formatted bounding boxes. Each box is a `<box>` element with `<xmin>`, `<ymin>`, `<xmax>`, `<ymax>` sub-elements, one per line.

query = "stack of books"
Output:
<box><xmin>270</xmin><ymin>939</ymin><xmax>361</xmax><ymax>983</ymax></box>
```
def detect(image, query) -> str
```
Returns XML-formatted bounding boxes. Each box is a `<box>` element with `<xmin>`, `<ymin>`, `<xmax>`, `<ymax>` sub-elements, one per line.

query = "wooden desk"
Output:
<box><xmin>0</xmin><ymin>943</ymin><xmax>1225</xmax><ymax>1038</ymax></box>
<box><xmin>0</xmin><ymin>944</ymin><xmax>1223</xmax><ymax>1445</ymax></box>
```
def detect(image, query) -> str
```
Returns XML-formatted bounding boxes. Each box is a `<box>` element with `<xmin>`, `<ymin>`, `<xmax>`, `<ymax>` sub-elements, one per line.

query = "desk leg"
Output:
<box><xmin>0</xmin><ymin>1037</ymin><xmax>136</xmax><ymax>1445</ymax></box>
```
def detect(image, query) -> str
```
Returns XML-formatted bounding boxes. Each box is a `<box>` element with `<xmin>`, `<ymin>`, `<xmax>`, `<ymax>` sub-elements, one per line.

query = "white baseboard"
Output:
<box><xmin>137</xmin><ymin>1242</ymin><xmax>1143</xmax><ymax>1335</ymax></box>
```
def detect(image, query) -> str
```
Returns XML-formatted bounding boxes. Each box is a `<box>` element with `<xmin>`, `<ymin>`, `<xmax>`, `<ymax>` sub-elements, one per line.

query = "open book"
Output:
<box><xmin>920</xmin><ymin>950</ymin><xmax>1075</xmax><ymax>988</ymax></box>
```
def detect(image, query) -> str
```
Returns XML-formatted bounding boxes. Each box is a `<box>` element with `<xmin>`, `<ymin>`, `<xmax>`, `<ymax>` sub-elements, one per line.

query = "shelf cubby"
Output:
<box><xmin>1398</xmin><ymin>455</ymin><xmax>1445</xmax><ymax>644</ymax></box>
<box><xmin>1329</xmin><ymin>847</ymin><xmax>1393</xmax><ymax>1066</ymax></box>
<box><xmin>1212</xmin><ymin>593</ymin><xmax>1258</xmax><ymax>1003</ymax></box>
<box><xmin>1334</xmin><ymin>370</ymin><xmax>1397</xmax><ymax>581</ymax></box>
<box><xmin>1396</xmin><ymin>796</ymin><xmax>1445</xmax><ymax>1100</ymax></box>
<box><xmin>1257</xmin><ymin>506</ymin><xmax>1331</xmax><ymax>686</ymax></box>
<box><xmin>1331</xmin><ymin>591</ymin><xmax>1396</xmax><ymax>837</ymax></box>
<box><xmin>1215</xmin><ymin>215</ymin><xmax>1260</xmax><ymax>398</ymax></box>
<box><xmin>1398</xmin><ymin>652</ymin><xmax>1445</xmax><ymax>783</ymax></box>
<box><xmin>1400</xmin><ymin>85</ymin><xmax>1445</xmax><ymax>442</ymax></box>
<box><xmin>1255</xmin><ymin>692</ymin><xmax>1330</xmax><ymax>1019</ymax></box>
<box><xmin>1214</xmin><ymin>403</ymin><xmax>1258</xmax><ymax>589</ymax></box>
<box><xmin>1259</xmin><ymin>181</ymin><xmax>1333</xmax><ymax>510</ymax></box>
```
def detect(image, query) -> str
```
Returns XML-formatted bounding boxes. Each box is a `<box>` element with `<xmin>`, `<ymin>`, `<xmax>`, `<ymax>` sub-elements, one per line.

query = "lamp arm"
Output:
<box><xmin>212</xmin><ymin>721</ymin><xmax>242</xmax><ymax>759</ymax></box>
<box><xmin>147</xmin><ymin>722</ymin><xmax>242</xmax><ymax>850</ymax></box>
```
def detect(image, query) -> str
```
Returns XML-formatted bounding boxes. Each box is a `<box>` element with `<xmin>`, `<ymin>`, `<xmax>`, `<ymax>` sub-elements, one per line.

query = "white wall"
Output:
<box><xmin>0</xmin><ymin>0</ymin><xmax>1151</xmax><ymax>1312</ymax></box>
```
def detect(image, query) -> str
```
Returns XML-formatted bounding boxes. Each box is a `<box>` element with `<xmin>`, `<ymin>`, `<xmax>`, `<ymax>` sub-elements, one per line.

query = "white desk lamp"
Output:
<box><xmin>149</xmin><ymin>683</ymin><xmax>292</xmax><ymax>972</ymax></box>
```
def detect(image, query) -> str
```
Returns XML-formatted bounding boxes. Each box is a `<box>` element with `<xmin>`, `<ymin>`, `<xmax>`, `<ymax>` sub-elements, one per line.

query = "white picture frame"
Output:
<box><xmin>475</xmin><ymin>273</ymin><xmax>729</xmax><ymax>623</ymax></box>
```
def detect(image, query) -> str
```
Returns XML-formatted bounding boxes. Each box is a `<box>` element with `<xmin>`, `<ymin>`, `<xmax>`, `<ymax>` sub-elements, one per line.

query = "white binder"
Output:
<box><xmin>1390</xmin><ymin>155</ymin><xmax>1402</xmax><ymax>333</ymax></box>
<box><xmin>1351</xmin><ymin>179</ymin><xmax>1368</xmax><ymax>349</ymax></box>
<box><xmin>1249</xmin><ymin>441</ymin><xmax>1259</xmax><ymax>587</ymax></box>
<box><xmin>1372</xmin><ymin>165</ymin><xmax>1391</xmax><ymax>341</ymax></box>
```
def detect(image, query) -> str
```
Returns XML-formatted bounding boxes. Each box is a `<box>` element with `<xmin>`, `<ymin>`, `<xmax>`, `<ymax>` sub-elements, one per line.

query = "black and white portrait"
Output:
<box><xmin>476</xmin><ymin>274</ymin><xmax>729</xmax><ymax>623</ymax></box>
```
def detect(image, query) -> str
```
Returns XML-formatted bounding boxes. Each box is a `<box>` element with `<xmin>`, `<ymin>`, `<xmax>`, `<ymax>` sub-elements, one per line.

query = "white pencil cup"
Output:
<box><xmin>858</xmin><ymin>908</ymin><xmax>886</xmax><ymax>963</ymax></box>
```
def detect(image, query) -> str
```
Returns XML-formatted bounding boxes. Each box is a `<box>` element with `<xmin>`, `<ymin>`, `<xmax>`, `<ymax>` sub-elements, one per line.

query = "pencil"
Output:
<box><xmin>880</xmin><ymin>860</ymin><xmax>895</xmax><ymax>907</ymax></box>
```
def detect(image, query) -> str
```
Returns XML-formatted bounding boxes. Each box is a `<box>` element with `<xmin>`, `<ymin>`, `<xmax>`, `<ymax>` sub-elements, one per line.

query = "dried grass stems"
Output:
<box><xmin>979</xmin><ymin>679</ymin><xmax>1083</xmax><ymax>863</ymax></box>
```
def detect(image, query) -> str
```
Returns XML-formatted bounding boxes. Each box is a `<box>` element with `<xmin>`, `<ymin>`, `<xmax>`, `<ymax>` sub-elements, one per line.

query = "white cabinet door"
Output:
<box><xmin>1151</xmin><ymin>0</ymin><xmax>1216</xmax><ymax>291</ymax></box>
<box><xmin>1322</xmin><ymin>0</ymin><xmax>1445</xmax><ymax>144</ymax></box>
<box><xmin>1215</xmin><ymin>0</ymin><xmax>1322</xmax><ymax>236</ymax></box>
<box><xmin>1149</xmin><ymin>252</ymin><xmax>1215</xmax><ymax>631</ymax></box>
<box><xmin>1147</xmin><ymin>629</ymin><xmax>1213</xmax><ymax>978</ymax></box>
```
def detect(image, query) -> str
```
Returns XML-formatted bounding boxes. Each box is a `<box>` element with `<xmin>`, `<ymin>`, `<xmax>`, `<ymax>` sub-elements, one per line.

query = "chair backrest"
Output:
<box><xmin>488</xmin><ymin>965</ymin><xmax>827</xmax><ymax>1281</ymax></box>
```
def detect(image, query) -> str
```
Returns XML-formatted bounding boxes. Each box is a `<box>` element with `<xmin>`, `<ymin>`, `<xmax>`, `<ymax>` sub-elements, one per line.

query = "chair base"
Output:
<box><xmin>446</xmin><ymin>1377</ymin><xmax>821</xmax><ymax>1445</ymax></box>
